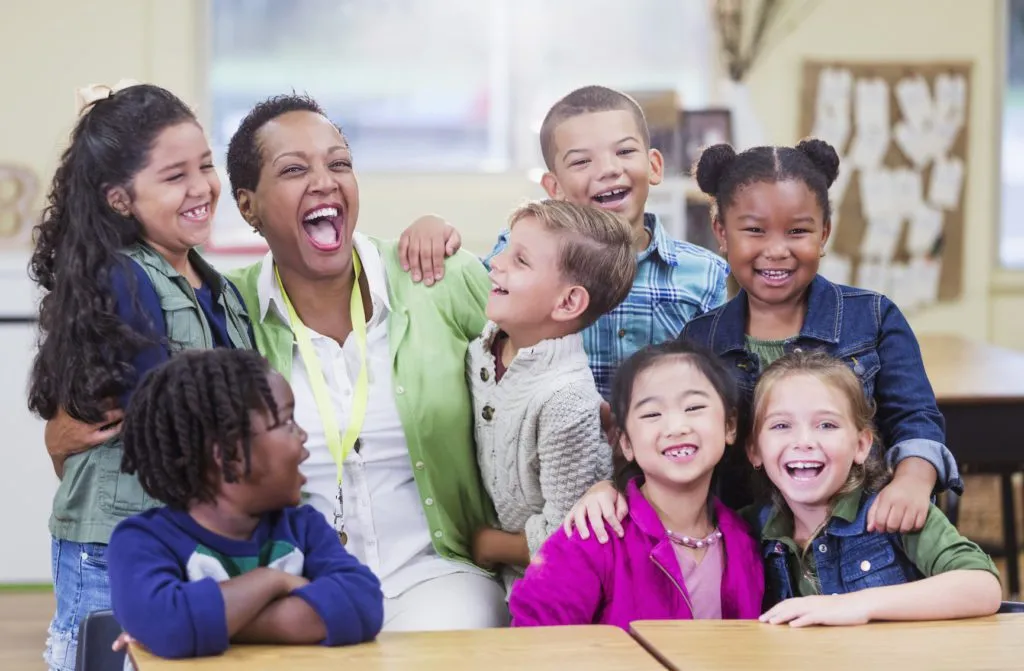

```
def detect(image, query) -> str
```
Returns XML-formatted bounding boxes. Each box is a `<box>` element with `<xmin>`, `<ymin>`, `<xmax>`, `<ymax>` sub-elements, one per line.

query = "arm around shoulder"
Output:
<box><xmin>874</xmin><ymin>297</ymin><xmax>960</xmax><ymax>492</ymax></box>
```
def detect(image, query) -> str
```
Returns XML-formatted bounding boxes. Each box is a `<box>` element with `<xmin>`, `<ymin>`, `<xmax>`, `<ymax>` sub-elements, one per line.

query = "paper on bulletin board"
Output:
<box><xmin>800</xmin><ymin>61</ymin><xmax>971</xmax><ymax>305</ymax></box>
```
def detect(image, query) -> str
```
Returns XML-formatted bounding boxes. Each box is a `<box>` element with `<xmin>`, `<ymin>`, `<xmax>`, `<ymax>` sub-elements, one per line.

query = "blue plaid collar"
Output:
<box><xmin>637</xmin><ymin>212</ymin><xmax>678</xmax><ymax>266</ymax></box>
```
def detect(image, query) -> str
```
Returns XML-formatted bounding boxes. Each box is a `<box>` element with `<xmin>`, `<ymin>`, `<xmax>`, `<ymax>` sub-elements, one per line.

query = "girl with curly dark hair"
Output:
<box><xmin>28</xmin><ymin>82</ymin><xmax>252</xmax><ymax>671</ymax></box>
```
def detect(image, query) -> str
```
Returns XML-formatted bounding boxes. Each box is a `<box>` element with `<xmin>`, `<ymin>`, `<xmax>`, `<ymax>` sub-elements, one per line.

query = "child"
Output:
<box><xmin>508</xmin><ymin>340</ymin><xmax>764</xmax><ymax>629</ymax></box>
<box><xmin>399</xmin><ymin>85</ymin><xmax>729</xmax><ymax>399</ymax></box>
<box><xmin>468</xmin><ymin>200</ymin><xmax>635</xmax><ymax>589</ymax></box>
<box><xmin>27</xmin><ymin>83</ymin><xmax>252</xmax><ymax>671</ymax></box>
<box><xmin>564</xmin><ymin>139</ymin><xmax>959</xmax><ymax>539</ymax></box>
<box><xmin>107</xmin><ymin>349</ymin><xmax>383</xmax><ymax>658</ymax></box>
<box><xmin>749</xmin><ymin>351</ymin><xmax>1000</xmax><ymax>625</ymax></box>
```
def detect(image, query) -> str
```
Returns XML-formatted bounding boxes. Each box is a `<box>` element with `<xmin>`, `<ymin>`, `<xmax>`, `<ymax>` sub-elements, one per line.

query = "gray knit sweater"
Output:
<box><xmin>467</xmin><ymin>322</ymin><xmax>612</xmax><ymax>587</ymax></box>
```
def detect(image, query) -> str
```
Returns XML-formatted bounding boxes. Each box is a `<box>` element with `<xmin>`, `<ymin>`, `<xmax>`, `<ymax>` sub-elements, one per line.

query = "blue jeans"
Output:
<box><xmin>45</xmin><ymin>538</ymin><xmax>112</xmax><ymax>671</ymax></box>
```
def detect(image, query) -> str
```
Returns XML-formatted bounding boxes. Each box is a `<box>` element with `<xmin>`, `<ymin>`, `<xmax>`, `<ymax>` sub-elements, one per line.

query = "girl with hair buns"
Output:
<box><xmin>564</xmin><ymin>140</ymin><xmax>959</xmax><ymax>550</ymax></box>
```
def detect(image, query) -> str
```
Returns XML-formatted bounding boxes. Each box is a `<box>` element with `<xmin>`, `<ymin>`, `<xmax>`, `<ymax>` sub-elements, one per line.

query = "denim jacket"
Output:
<box><xmin>682</xmin><ymin>274</ymin><xmax>962</xmax><ymax>508</ymax></box>
<box><xmin>757</xmin><ymin>492</ymin><xmax>922</xmax><ymax>608</ymax></box>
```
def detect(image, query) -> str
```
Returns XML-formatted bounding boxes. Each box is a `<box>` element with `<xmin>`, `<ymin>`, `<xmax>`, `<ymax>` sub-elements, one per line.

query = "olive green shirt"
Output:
<box><xmin>50</xmin><ymin>245</ymin><xmax>252</xmax><ymax>544</ymax></box>
<box><xmin>754</xmin><ymin>487</ymin><xmax>999</xmax><ymax>597</ymax></box>
<box><xmin>743</xmin><ymin>335</ymin><xmax>792</xmax><ymax>371</ymax></box>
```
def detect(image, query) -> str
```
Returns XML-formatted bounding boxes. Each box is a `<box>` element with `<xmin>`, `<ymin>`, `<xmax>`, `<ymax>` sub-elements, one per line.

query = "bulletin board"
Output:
<box><xmin>799</xmin><ymin>61</ymin><xmax>971</xmax><ymax>310</ymax></box>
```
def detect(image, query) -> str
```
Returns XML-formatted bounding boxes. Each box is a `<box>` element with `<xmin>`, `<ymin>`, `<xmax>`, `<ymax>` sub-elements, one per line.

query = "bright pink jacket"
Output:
<box><xmin>509</xmin><ymin>480</ymin><xmax>764</xmax><ymax>629</ymax></box>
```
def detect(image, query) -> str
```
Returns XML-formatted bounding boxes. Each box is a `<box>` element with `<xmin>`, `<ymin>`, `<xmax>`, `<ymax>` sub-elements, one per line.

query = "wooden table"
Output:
<box><xmin>918</xmin><ymin>334</ymin><xmax>1024</xmax><ymax>596</ymax></box>
<box><xmin>631</xmin><ymin>616</ymin><xmax>1024</xmax><ymax>670</ymax></box>
<box><xmin>128</xmin><ymin>625</ymin><xmax>664</xmax><ymax>670</ymax></box>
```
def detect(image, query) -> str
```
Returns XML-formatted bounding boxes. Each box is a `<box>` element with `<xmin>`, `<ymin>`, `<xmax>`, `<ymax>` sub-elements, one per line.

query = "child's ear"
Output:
<box><xmin>540</xmin><ymin>172</ymin><xmax>563</xmax><ymax>199</ymax></box>
<box><xmin>105</xmin><ymin>186</ymin><xmax>132</xmax><ymax>218</ymax></box>
<box><xmin>553</xmin><ymin>285</ymin><xmax>589</xmax><ymax>324</ymax></box>
<box><xmin>618</xmin><ymin>432</ymin><xmax>635</xmax><ymax>462</ymax></box>
<box><xmin>853</xmin><ymin>429</ymin><xmax>874</xmax><ymax>465</ymax></box>
<box><xmin>647</xmin><ymin>148</ymin><xmax>665</xmax><ymax>186</ymax></box>
<box><xmin>745</xmin><ymin>439</ymin><xmax>762</xmax><ymax>469</ymax></box>
<box><xmin>712</xmin><ymin>215</ymin><xmax>728</xmax><ymax>256</ymax></box>
<box><xmin>725</xmin><ymin>413</ymin><xmax>738</xmax><ymax>445</ymax></box>
<box><xmin>820</xmin><ymin>217</ymin><xmax>832</xmax><ymax>254</ymax></box>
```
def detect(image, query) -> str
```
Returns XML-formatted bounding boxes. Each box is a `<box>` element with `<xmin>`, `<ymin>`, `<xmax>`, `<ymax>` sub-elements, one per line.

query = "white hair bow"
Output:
<box><xmin>74</xmin><ymin>78</ymin><xmax>142</xmax><ymax>116</ymax></box>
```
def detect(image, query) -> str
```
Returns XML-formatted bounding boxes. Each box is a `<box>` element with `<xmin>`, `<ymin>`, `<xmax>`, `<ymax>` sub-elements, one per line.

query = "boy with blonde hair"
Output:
<box><xmin>401</xmin><ymin>85</ymin><xmax>728</xmax><ymax>399</ymax></box>
<box><xmin>468</xmin><ymin>199</ymin><xmax>635</xmax><ymax>589</ymax></box>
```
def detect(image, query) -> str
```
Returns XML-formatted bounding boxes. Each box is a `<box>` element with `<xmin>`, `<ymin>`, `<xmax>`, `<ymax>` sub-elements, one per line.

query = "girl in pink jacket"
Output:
<box><xmin>509</xmin><ymin>340</ymin><xmax>764</xmax><ymax>629</ymax></box>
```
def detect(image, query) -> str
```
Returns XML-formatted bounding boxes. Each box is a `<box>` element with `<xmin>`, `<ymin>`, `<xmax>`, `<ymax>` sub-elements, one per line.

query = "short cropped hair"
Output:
<box><xmin>539</xmin><ymin>85</ymin><xmax>651</xmax><ymax>170</ymax></box>
<box><xmin>508</xmin><ymin>199</ymin><xmax>636</xmax><ymax>328</ymax></box>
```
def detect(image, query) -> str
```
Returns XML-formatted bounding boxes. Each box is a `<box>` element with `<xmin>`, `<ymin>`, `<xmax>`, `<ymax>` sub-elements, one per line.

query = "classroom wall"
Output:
<box><xmin>0</xmin><ymin>0</ymin><xmax>1018</xmax><ymax>583</ymax></box>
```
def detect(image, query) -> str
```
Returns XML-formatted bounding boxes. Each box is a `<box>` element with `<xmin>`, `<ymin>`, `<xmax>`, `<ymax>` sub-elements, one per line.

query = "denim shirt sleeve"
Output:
<box><xmin>874</xmin><ymin>297</ymin><xmax>962</xmax><ymax>494</ymax></box>
<box><xmin>479</xmin><ymin>229</ymin><xmax>510</xmax><ymax>270</ymax></box>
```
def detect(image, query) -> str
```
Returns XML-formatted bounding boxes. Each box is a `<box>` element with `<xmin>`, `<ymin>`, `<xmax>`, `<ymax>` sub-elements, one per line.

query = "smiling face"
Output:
<box><xmin>713</xmin><ymin>179</ymin><xmax>830</xmax><ymax>310</ymax></box>
<box><xmin>237</xmin><ymin>110</ymin><xmax>359</xmax><ymax>281</ymax></box>
<box><xmin>749</xmin><ymin>373</ymin><xmax>873</xmax><ymax>513</ymax></box>
<box><xmin>620</xmin><ymin>356</ymin><xmax>736</xmax><ymax>494</ymax></box>
<box><xmin>541</xmin><ymin>110</ymin><xmax>663</xmax><ymax>232</ymax></box>
<box><xmin>112</xmin><ymin>121</ymin><xmax>220</xmax><ymax>257</ymax></box>
<box><xmin>486</xmin><ymin>214</ymin><xmax>578</xmax><ymax>334</ymax></box>
<box><xmin>235</xmin><ymin>371</ymin><xmax>311</xmax><ymax>513</ymax></box>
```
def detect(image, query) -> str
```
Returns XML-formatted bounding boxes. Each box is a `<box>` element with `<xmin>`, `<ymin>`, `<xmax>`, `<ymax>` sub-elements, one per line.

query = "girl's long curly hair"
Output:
<box><xmin>28</xmin><ymin>84</ymin><xmax>197</xmax><ymax>422</ymax></box>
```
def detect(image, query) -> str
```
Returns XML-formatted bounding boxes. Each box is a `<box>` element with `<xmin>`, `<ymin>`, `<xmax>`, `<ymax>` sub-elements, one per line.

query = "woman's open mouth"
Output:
<box><xmin>302</xmin><ymin>205</ymin><xmax>344</xmax><ymax>251</ymax></box>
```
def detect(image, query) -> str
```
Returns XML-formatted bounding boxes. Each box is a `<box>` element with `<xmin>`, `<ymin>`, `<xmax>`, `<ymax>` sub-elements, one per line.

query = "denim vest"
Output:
<box><xmin>758</xmin><ymin>493</ymin><xmax>923</xmax><ymax>608</ymax></box>
<box><xmin>681</xmin><ymin>274</ymin><xmax>960</xmax><ymax>508</ymax></box>
<box><xmin>49</xmin><ymin>245</ymin><xmax>253</xmax><ymax>545</ymax></box>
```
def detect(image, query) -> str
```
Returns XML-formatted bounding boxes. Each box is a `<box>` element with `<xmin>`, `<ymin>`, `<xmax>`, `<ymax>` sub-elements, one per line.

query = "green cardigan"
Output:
<box><xmin>227</xmin><ymin>238</ymin><xmax>497</xmax><ymax>567</ymax></box>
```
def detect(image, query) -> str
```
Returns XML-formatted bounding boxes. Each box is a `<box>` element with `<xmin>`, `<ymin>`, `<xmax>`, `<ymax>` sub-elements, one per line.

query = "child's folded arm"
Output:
<box><xmin>108</xmin><ymin>519</ymin><xmax>228</xmax><ymax>658</ymax></box>
<box><xmin>231</xmin><ymin>596</ymin><xmax>327</xmax><ymax>645</ymax></box>
<box><xmin>109</xmin><ymin>517</ymin><xmax>299</xmax><ymax>658</ymax></box>
<box><xmin>873</xmin><ymin>297</ymin><xmax>961</xmax><ymax>493</ymax></box>
<box><xmin>527</xmin><ymin>387</ymin><xmax>611</xmax><ymax>556</ymax></box>
<box><xmin>290</xmin><ymin>506</ymin><xmax>384</xmax><ymax>646</ymax></box>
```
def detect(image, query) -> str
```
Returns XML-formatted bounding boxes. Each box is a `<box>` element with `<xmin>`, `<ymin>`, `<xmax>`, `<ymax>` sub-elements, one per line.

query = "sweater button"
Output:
<box><xmin>860</xmin><ymin>560</ymin><xmax>871</xmax><ymax>571</ymax></box>
<box><xmin>480</xmin><ymin>368</ymin><xmax>489</xmax><ymax>381</ymax></box>
<box><xmin>424</xmin><ymin>497</ymin><xmax>434</xmax><ymax>506</ymax></box>
<box><xmin>482</xmin><ymin>405</ymin><xmax>494</xmax><ymax>421</ymax></box>
<box><xmin>817</xmin><ymin>543</ymin><xmax>827</xmax><ymax>553</ymax></box>
<box><xmin>433</xmin><ymin>530</ymin><xmax>443</xmax><ymax>539</ymax></box>
<box><xmin>414</xmin><ymin>461</ymin><xmax>425</xmax><ymax>470</ymax></box>
<box><xmin>617</xmin><ymin>328</ymin><xmax>626</xmax><ymax>338</ymax></box>
<box><xmin>396</xmin><ymin>385</ymin><xmax>405</xmax><ymax>395</ymax></box>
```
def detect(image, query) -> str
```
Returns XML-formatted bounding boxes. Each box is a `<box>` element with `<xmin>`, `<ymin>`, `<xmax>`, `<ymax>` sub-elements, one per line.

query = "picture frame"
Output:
<box><xmin>679</xmin><ymin>108</ymin><xmax>733</xmax><ymax>175</ymax></box>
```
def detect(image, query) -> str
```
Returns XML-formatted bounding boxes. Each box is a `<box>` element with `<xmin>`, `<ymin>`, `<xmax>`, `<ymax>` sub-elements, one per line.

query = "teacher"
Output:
<box><xmin>222</xmin><ymin>94</ymin><xmax>507</xmax><ymax>630</ymax></box>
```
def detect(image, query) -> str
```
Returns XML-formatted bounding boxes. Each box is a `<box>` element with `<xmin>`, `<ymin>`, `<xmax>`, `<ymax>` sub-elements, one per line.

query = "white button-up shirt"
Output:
<box><xmin>256</xmin><ymin>234</ymin><xmax>486</xmax><ymax>597</ymax></box>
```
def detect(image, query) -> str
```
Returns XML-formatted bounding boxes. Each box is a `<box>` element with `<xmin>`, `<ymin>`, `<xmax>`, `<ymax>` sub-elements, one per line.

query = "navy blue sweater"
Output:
<box><xmin>107</xmin><ymin>505</ymin><xmax>383</xmax><ymax>658</ymax></box>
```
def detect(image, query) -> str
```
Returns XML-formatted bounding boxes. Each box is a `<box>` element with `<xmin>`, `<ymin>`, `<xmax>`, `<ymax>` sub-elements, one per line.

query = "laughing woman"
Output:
<box><xmin>219</xmin><ymin>94</ymin><xmax>508</xmax><ymax>630</ymax></box>
<box><xmin>45</xmin><ymin>94</ymin><xmax>509</xmax><ymax>632</ymax></box>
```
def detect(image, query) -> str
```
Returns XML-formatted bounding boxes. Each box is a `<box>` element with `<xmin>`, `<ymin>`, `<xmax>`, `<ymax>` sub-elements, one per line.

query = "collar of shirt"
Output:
<box><xmin>636</xmin><ymin>212</ymin><xmax>680</xmax><ymax>266</ymax></box>
<box><xmin>760</xmin><ymin>486</ymin><xmax>866</xmax><ymax>545</ymax></box>
<box><xmin>255</xmin><ymin>232</ymin><xmax>391</xmax><ymax>331</ymax></box>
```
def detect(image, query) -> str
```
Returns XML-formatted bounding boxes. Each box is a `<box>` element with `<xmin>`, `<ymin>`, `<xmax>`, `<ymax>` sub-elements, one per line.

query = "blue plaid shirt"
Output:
<box><xmin>483</xmin><ymin>213</ymin><xmax>728</xmax><ymax>399</ymax></box>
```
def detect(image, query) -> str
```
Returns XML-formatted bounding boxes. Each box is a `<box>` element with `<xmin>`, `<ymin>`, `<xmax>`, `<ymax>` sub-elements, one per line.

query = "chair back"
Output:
<box><xmin>75</xmin><ymin>610</ymin><xmax>125</xmax><ymax>671</ymax></box>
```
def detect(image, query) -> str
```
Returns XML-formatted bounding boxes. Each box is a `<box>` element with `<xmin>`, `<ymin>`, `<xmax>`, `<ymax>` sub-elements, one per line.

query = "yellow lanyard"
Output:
<box><xmin>274</xmin><ymin>252</ymin><xmax>368</xmax><ymax>484</ymax></box>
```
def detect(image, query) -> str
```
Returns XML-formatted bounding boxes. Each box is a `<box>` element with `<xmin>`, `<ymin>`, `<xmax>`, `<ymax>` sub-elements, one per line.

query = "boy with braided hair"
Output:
<box><xmin>107</xmin><ymin>349</ymin><xmax>383</xmax><ymax>659</ymax></box>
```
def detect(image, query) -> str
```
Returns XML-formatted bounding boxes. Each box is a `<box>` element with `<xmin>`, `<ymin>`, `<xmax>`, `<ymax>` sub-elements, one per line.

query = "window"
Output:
<box><xmin>207</xmin><ymin>0</ymin><xmax>713</xmax><ymax>174</ymax></box>
<box><xmin>1002</xmin><ymin>0</ymin><xmax>1024</xmax><ymax>267</ymax></box>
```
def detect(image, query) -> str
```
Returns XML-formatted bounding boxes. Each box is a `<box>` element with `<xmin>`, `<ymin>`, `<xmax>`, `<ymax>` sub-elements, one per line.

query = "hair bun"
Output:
<box><xmin>796</xmin><ymin>139</ymin><xmax>840</xmax><ymax>188</ymax></box>
<box><xmin>694</xmin><ymin>144</ymin><xmax>738</xmax><ymax>196</ymax></box>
